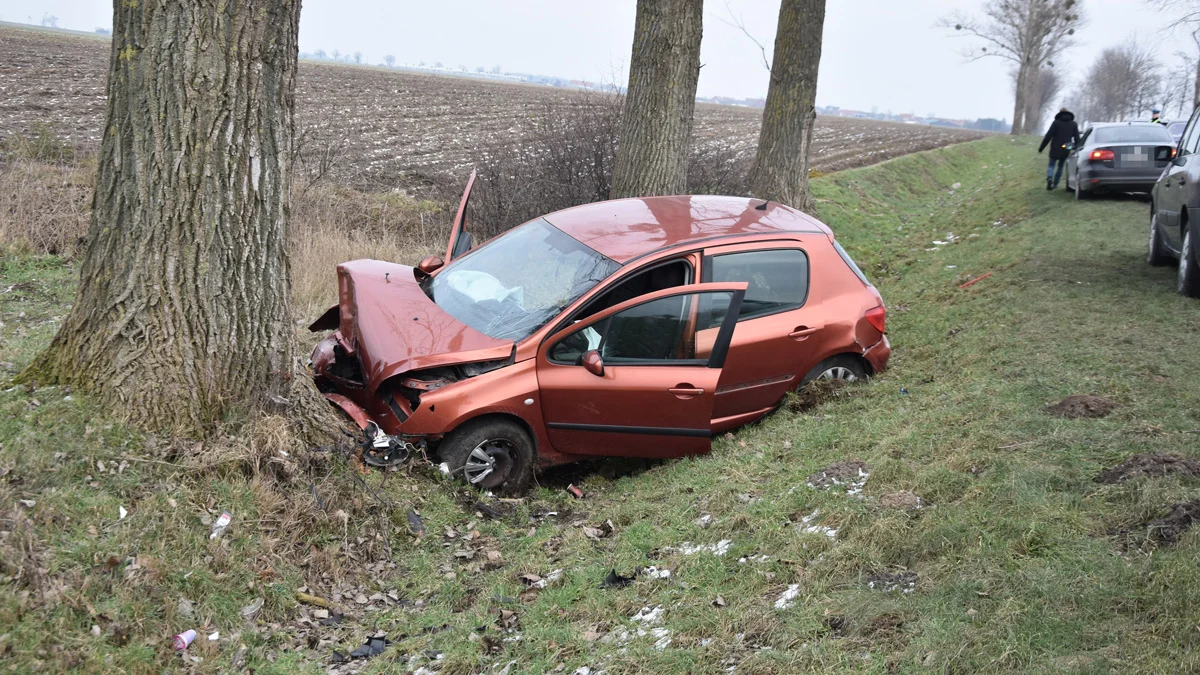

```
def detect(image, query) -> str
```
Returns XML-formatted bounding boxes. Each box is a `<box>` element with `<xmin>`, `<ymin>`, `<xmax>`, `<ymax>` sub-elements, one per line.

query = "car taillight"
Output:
<box><xmin>865</xmin><ymin>306</ymin><xmax>886</xmax><ymax>334</ymax></box>
<box><xmin>1089</xmin><ymin>148</ymin><xmax>1115</xmax><ymax>161</ymax></box>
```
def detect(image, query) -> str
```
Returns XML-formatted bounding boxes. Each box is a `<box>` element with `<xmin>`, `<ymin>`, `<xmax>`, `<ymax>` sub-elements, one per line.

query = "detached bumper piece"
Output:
<box><xmin>361</xmin><ymin>422</ymin><xmax>423</xmax><ymax>468</ymax></box>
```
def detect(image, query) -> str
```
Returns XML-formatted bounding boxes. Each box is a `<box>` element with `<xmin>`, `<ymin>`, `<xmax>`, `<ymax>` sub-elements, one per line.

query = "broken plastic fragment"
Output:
<box><xmin>210</xmin><ymin>511</ymin><xmax>232</xmax><ymax>539</ymax></box>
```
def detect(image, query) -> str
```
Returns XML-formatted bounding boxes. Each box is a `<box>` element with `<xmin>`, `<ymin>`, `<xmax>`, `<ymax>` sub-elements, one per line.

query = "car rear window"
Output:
<box><xmin>707</xmin><ymin>249</ymin><xmax>809</xmax><ymax>320</ymax></box>
<box><xmin>832</xmin><ymin>240</ymin><xmax>872</xmax><ymax>286</ymax></box>
<box><xmin>1092</xmin><ymin>126</ymin><xmax>1173</xmax><ymax>144</ymax></box>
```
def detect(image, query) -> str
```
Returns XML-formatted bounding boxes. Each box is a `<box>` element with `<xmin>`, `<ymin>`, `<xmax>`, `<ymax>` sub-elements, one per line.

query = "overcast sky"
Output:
<box><xmin>3</xmin><ymin>0</ymin><xmax>1190</xmax><ymax>122</ymax></box>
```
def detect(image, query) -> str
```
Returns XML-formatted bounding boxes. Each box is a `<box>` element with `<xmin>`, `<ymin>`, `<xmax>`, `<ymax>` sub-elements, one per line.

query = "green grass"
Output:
<box><xmin>4</xmin><ymin>136</ymin><xmax>1200</xmax><ymax>673</ymax></box>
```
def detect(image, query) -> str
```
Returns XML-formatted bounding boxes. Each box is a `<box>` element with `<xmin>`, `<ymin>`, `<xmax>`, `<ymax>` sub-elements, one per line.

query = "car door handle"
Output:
<box><xmin>668</xmin><ymin>385</ymin><xmax>704</xmax><ymax>399</ymax></box>
<box><xmin>788</xmin><ymin>325</ymin><xmax>822</xmax><ymax>341</ymax></box>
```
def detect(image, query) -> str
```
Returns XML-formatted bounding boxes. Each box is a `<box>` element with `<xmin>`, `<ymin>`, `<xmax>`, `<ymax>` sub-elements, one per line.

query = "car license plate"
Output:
<box><xmin>1125</xmin><ymin>148</ymin><xmax>1149</xmax><ymax>164</ymax></box>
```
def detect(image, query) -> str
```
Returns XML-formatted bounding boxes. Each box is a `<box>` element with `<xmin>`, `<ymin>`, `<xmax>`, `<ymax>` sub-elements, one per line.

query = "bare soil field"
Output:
<box><xmin>0</xmin><ymin>23</ymin><xmax>986</xmax><ymax>187</ymax></box>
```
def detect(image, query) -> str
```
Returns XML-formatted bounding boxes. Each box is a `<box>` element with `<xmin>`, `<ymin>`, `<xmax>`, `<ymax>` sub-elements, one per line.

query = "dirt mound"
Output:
<box><xmin>1046</xmin><ymin>395</ymin><xmax>1115</xmax><ymax>419</ymax></box>
<box><xmin>1094</xmin><ymin>453</ymin><xmax>1200</xmax><ymax>484</ymax></box>
<box><xmin>1140</xmin><ymin>501</ymin><xmax>1200</xmax><ymax>546</ymax></box>
<box><xmin>807</xmin><ymin>460</ymin><xmax>869</xmax><ymax>491</ymax></box>
<box><xmin>878</xmin><ymin>491</ymin><xmax>925</xmax><ymax>510</ymax></box>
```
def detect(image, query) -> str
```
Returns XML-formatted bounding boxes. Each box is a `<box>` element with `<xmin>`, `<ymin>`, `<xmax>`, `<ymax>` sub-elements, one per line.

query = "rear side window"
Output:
<box><xmin>1092</xmin><ymin>126</ymin><xmax>1173</xmax><ymax>144</ymax></box>
<box><xmin>707</xmin><ymin>249</ymin><xmax>809</xmax><ymax>321</ymax></box>
<box><xmin>832</xmin><ymin>240</ymin><xmax>872</xmax><ymax>286</ymax></box>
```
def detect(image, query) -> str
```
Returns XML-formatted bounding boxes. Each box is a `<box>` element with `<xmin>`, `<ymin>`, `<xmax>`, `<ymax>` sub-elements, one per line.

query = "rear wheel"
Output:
<box><xmin>1075</xmin><ymin>180</ymin><xmax>1088</xmax><ymax>200</ymax></box>
<box><xmin>439</xmin><ymin>418</ymin><xmax>535</xmax><ymax>494</ymax></box>
<box><xmin>1179</xmin><ymin>222</ymin><xmax>1200</xmax><ymax>298</ymax></box>
<box><xmin>800</xmin><ymin>355</ymin><xmax>868</xmax><ymax>387</ymax></box>
<box><xmin>1148</xmin><ymin>209</ymin><xmax>1172</xmax><ymax>267</ymax></box>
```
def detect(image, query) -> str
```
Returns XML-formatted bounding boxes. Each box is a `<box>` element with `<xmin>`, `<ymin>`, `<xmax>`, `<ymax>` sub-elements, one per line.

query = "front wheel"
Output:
<box><xmin>1179</xmin><ymin>223</ymin><xmax>1200</xmax><ymax>298</ymax></box>
<box><xmin>800</xmin><ymin>355</ymin><xmax>869</xmax><ymax>387</ymax></box>
<box><xmin>1148</xmin><ymin>210</ymin><xmax>1172</xmax><ymax>267</ymax></box>
<box><xmin>439</xmin><ymin>418</ymin><xmax>535</xmax><ymax>493</ymax></box>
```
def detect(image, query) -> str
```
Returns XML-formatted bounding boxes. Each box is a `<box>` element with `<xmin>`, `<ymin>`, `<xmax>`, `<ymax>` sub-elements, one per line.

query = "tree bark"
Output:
<box><xmin>20</xmin><ymin>0</ymin><xmax>335</xmax><ymax>439</ymax></box>
<box><xmin>610</xmin><ymin>0</ymin><xmax>703</xmax><ymax>198</ymax></box>
<box><xmin>1011</xmin><ymin>65</ymin><xmax>1028</xmax><ymax>135</ymax></box>
<box><xmin>747</xmin><ymin>0</ymin><xmax>826</xmax><ymax>214</ymax></box>
<box><xmin>1193</xmin><ymin>54</ymin><xmax>1200</xmax><ymax>110</ymax></box>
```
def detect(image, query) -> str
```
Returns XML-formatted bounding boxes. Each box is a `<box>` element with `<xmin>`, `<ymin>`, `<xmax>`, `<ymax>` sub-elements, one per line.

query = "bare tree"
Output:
<box><xmin>1163</xmin><ymin>51</ymin><xmax>1197</xmax><ymax>117</ymax></box>
<box><xmin>1150</xmin><ymin>1</ymin><xmax>1200</xmax><ymax>109</ymax></box>
<box><xmin>610</xmin><ymin>0</ymin><xmax>703</xmax><ymax>198</ymax></box>
<box><xmin>383</xmin><ymin>54</ymin><xmax>395</xmax><ymax>68</ymax></box>
<box><xmin>939</xmin><ymin>0</ymin><xmax>1084</xmax><ymax>135</ymax></box>
<box><xmin>1071</xmin><ymin>40</ymin><xmax>1162</xmax><ymax>122</ymax></box>
<box><xmin>746</xmin><ymin>0</ymin><xmax>826</xmax><ymax>212</ymax></box>
<box><xmin>41</xmin><ymin>13</ymin><xmax>59</xmax><ymax>28</ymax></box>
<box><xmin>19</xmin><ymin>0</ymin><xmax>336</xmax><ymax>438</ymax></box>
<box><xmin>1023</xmin><ymin>67</ymin><xmax>1064</xmax><ymax>132</ymax></box>
<box><xmin>353</xmin><ymin>51</ymin><xmax>362</xmax><ymax>65</ymax></box>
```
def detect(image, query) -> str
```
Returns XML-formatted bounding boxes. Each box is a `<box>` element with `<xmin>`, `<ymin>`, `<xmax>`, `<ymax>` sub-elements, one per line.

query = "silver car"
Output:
<box><xmin>1065</xmin><ymin>122</ymin><xmax>1175</xmax><ymax>199</ymax></box>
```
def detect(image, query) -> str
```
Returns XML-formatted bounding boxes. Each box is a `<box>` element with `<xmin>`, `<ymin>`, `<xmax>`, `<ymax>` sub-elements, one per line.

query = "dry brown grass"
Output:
<box><xmin>0</xmin><ymin>146</ymin><xmax>446</xmax><ymax>319</ymax></box>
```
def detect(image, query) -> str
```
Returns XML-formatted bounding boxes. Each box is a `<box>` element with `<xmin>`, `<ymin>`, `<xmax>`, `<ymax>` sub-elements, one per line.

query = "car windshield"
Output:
<box><xmin>425</xmin><ymin>219</ymin><xmax>621</xmax><ymax>341</ymax></box>
<box><xmin>1093</xmin><ymin>126</ymin><xmax>1172</xmax><ymax>144</ymax></box>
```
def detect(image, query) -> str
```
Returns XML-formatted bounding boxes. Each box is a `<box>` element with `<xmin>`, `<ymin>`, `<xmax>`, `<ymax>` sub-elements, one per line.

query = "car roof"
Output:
<box><xmin>541</xmin><ymin>195</ymin><xmax>831</xmax><ymax>264</ymax></box>
<box><xmin>1089</xmin><ymin>122</ymin><xmax>1166</xmax><ymax>129</ymax></box>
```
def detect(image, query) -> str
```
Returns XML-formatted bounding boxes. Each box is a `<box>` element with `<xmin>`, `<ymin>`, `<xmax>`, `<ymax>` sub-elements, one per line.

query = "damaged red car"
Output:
<box><xmin>309</xmin><ymin>172</ymin><xmax>890</xmax><ymax>491</ymax></box>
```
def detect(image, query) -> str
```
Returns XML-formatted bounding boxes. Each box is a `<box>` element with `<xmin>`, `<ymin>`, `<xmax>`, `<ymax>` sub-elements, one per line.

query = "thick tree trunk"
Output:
<box><xmin>20</xmin><ymin>0</ymin><xmax>334</xmax><ymax>439</ymax></box>
<box><xmin>747</xmin><ymin>0</ymin><xmax>826</xmax><ymax>213</ymax></box>
<box><xmin>610</xmin><ymin>0</ymin><xmax>703</xmax><ymax>198</ymax></box>
<box><xmin>1011</xmin><ymin>66</ymin><xmax>1027</xmax><ymax>135</ymax></box>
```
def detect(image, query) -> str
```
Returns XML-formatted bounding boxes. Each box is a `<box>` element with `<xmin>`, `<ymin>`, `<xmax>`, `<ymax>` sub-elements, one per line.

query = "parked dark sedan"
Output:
<box><xmin>1149</xmin><ymin>106</ymin><xmax>1200</xmax><ymax>297</ymax></box>
<box><xmin>1065</xmin><ymin>122</ymin><xmax>1175</xmax><ymax>199</ymax></box>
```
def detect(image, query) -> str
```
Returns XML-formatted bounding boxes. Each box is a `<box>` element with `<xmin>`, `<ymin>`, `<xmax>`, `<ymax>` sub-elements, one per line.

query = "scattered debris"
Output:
<box><xmin>567</xmin><ymin>484</ymin><xmax>584</xmax><ymax>499</ymax></box>
<box><xmin>671</xmin><ymin>539</ymin><xmax>733</xmax><ymax>556</ymax></box>
<box><xmin>407</xmin><ymin>509</ymin><xmax>426</xmax><ymax>536</ymax></box>
<box><xmin>632</xmin><ymin>605</ymin><xmax>664</xmax><ymax>624</ymax></box>
<box><xmin>1046</xmin><ymin>395</ymin><xmax>1115</xmax><ymax>419</ymax></box>
<box><xmin>959</xmin><ymin>272</ymin><xmax>992</xmax><ymax>289</ymax></box>
<box><xmin>807</xmin><ymin>460</ymin><xmax>870</xmax><ymax>494</ymax></box>
<box><xmin>642</xmin><ymin>566</ymin><xmax>671</xmax><ymax>579</ymax></box>
<box><xmin>878</xmin><ymin>491</ymin><xmax>925</xmax><ymax>510</ymax></box>
<box><xmin>519</xmin><ymin>569</ymin><xmax>563</xmax><ymax>589</ymax></box>
<box><xmin>950</xmin><ymin>182</ymin><xmax>961</xmax><ymax>190</ymax></box>
<box><xmin>1094</xmin><ymin>453</ymin><xmax>1200</xmax><ymax>484</ymax></box>
<box><xmin>296</xmin><ymin>591</ymin><xmax>332</xmax><ymax>609</ymax></box>
<box><xmin>601</xmin><ymin>569</ymin><xmax>635</xmax><ymax>589</ymax></box>
<box><xmin>172</xmin><ymin>629</ymin><xmax>197</xmax><ymax>651</ymax></box>
<box><xmin>774</xmin><ymin>584</ymin><xmax>801</xmax><ymax>609</ymax></box>
<box><xmin>340</xmin><ymin>635</ymin><xmax>389</xmax><ymax>660</ymax></box>
<box><xmin>209</xmin><ymin>511</ymin><xmax>232</xmax><ymax>540</ymax></box>
<box><xmin>581</xmin><ymin>520</ymin><xmax>614</xmax><ymax>541</ymax></box>
<box><xmin>796</xmin><ymin>510</ymin><xmax>838</xmax><ymax>538</ymax></box>
<box><xmin>207</xmin><ymin>631</ymin><xmax>219</xmax><ymax>641</ymax></box>
<box><xmin>240</xmin><ymin>597</ymin><xmax>264</xmax><ymax>619</ymax></box>
<box><xmin>118</xmin><ymin>505</ymin><xmax>128</xmax><ymax>520</ymax></box>
<box><xmin>18</xmin><ymin>499</ymin><xmax>35</xmax><ymax>508</ymax></box>
<box><xmin>738</xmin><ymin>554</ymin><xmax>771</xmax><ymax>564</ymax></box>
<box><xmin>867</xmin><ymin>570</ymin><xmax>918</xmax><ymax>593</ymax></box>
<box><xmin>693</xmin><ymin>513</ymin><xmax>714</xmax><ymax>528</ymax></box>
<box><xmin>712</xmin><ymin>595</ymin><xmax>727</xmax><ymax>608</ymax></box>
<box><xmin>438</xmin><ymin>462</ymin><xmax>451</xmax><ymax>475</ymax></box>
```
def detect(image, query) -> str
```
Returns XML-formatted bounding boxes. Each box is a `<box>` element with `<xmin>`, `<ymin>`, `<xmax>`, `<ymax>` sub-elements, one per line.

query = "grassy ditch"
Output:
<box><xmin>2</xmin><ymin>136</ymin><xmax>1199</xmax><ymax>673</ymax></box>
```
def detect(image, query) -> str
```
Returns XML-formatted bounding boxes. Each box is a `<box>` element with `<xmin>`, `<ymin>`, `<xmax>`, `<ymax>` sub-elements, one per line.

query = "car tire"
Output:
<box><xmin>1179</xmin><ymin>222</ymin><xmax>1200</xmax><ymax>298</ymax></box>
<box><xmin>1148</xmin><ymin>209</ymin><xmax>1173</xmax><ymax>267</ymax></box>
<box><xmin>800</xmin><ymin>355</ymin><xmax>869</xmax><ymax>387</ymax></box>
<box><xmin>439</xmin><ymin>418</ymin><xmax>535</xmax><ymax>494</ymax></box>
<box><xmin>1075</xmin><ymin>180</ymin><xmax>1088</xmax><ymax>200</ymax></box>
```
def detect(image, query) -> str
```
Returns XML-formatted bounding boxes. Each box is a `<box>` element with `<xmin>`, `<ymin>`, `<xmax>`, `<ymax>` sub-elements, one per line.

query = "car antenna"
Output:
<box><xmin>755</xmin><ymin>196</ymin><xmax>775</xmax><ymax>210</ymax></box>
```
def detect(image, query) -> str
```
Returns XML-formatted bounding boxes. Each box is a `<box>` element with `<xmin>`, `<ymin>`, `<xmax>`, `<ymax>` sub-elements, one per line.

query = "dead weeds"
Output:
<box><xmin>786</xmin><ymin>378</ymin><xmax>854</xmax><ymax>413</ymax></box>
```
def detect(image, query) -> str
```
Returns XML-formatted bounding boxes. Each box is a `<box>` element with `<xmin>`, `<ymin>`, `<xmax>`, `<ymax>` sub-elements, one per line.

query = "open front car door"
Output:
<box><xmin>535</xmin><ymin>283</ymin><xmax>747</xmax><ymax>459</ymax></box>
<box><xmin>445</xmin><ymin>169</ymin><xmax>476</xmax><ymax>263</ymax></box>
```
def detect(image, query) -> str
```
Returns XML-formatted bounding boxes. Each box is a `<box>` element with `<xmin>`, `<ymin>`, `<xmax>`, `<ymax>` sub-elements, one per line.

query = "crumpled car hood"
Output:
<box><xmin>334</xmin><ymin>259</ymin><xmax>514</xmax><ymax>394</ymax></box>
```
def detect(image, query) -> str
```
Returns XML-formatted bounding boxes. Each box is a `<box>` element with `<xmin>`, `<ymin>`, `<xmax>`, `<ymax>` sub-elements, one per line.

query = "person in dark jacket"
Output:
<box><xmin>1038</xmin><ymin>108</ymin><xmax>1081</xmax><ymax>190</ymax></box>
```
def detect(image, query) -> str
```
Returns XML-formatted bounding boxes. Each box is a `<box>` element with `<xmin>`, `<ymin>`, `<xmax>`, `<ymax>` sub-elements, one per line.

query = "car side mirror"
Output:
<box><xmin>1175</xmin><ymin>153</ymin><xmax>1188</xmax><ymax>167</ymax></box>
<box><xmin>416</xmin><ymin>255</ymin><xmax>445</xmax><ymax>277</ymax></box>
<box><xmin>581</xmin><ymin>350</ymin><xmax>604</xmax><ymax>377</ymax></box>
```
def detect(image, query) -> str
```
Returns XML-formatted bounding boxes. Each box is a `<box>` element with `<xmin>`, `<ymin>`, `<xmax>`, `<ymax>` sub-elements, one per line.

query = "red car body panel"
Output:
<box><xmin>334</xmin><ymin>259</ymin><xmax>513</xmax><ymax>396</ymax></box>
<box><xmin>309</xmin><ymin>189</ymin><xmax>889</xmax><ymax>472</ymax></box>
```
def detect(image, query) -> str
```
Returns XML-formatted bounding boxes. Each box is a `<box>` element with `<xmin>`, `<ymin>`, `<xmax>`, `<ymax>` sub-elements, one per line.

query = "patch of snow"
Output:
<box><xmin>797</xmin><ymin>510</ymin><xmax>838</xmax><ymax>538</ymax></box>
<box><xmin>672</xmin><ymin>539</ymin><xmax>732</xmax><ymax>556</ymax></box>
<box><xmin>774</xmin><ymin>584</ymin><xmax>801</xmax><ymax>610</ymax></box>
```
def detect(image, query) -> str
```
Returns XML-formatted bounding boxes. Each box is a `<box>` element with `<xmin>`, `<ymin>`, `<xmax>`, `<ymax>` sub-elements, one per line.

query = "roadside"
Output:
<box><xmin>2</xmin><ymin>136</ymin><xmax>1199</xmax><ymax>673</ymax></box>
